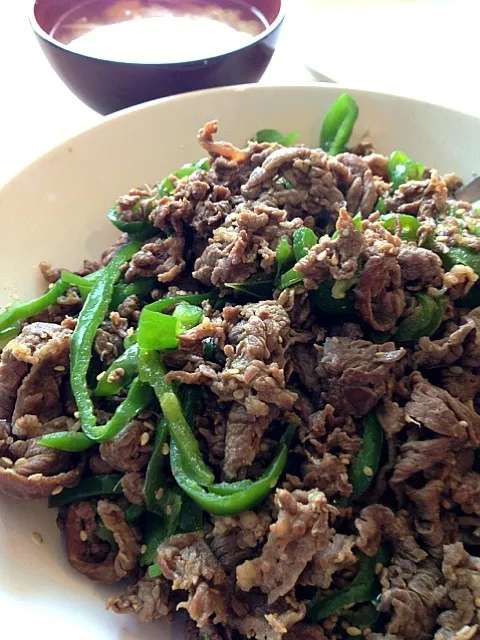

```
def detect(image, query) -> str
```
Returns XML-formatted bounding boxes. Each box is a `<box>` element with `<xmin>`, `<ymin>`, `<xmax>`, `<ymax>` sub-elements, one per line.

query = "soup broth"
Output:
<box><xmin>51</xmin><ymin>0</ymin><xmax>268</xmax><ymax>63</ymax></box>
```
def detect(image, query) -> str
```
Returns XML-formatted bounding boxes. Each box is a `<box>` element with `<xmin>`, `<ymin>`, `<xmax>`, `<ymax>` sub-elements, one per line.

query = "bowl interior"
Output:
<box><xmin>0</xmin><ymin>84</ymin><xmax>479</xmax><ymax>637</ymax></box>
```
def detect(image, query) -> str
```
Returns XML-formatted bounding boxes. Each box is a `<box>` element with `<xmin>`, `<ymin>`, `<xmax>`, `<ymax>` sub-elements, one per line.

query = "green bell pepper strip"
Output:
<box><xmin>332</xmin><ymin>212</ymin><xmax>363</xmax><ymax>240</ymax></box>
<box><xmin>125</xmin><ymin>504</ymin><xmax>145</xmax><ymax>523</ymax></box>
<box><xmin>375</xmin><ymin>198</ymin><xmax>387</xmax><ymax>215</ymax></box>
<box><xmin>225</xmin><ymin>273</ymin><xmax>275</xmax><ymax>299</ymax></box>
<box><xmin>388</xmin><ymin>150</ymin><xmax>424</xmax><ymax>191</ymax></box>
<box><xmin>110</xmin><ymin>277</ymin><xmax>156</xmax><ymax>310</ymax></box>
<box><xmin>275</xmin><ymin>237</ymin><xmax>295</xmax><ymax>285</ymax></box>
<box><xmin>254</xmin><ymin>129</ymin><xmax>300</xmax><ymax>146</ymax></box>
<box><xmin>70</xmin><ymin>242</ymin><xmax>141</xmax><ymax>440</ymax></box>
<box><xmin>47</xmin><ymin>474</ymin><xmax>123</xmax><ymax>508</ymax></box>
<box><xmin>107</xmin><ymin>206</ymin><xmax>156</xmax><ymax>240</ymax></box>
<box><xmin>0</xmin><ymin>324</ymin><xmax>20</xmax><ymax>349</ymax></box>
<box><xmin>424</xmin><ymin>295</ymin><xmax>447</xmax><ymax>337</ymax></box>
<box><xmin>145</xmin><ymin>292</ymin><xmax>211</xmax><ymax>314</ymax></box>
<box><xmin>157</xmin><ymin>159</ymin><xmax>210</xmax><ymax>197</ymax></box>
<box><xmin>60</xmin><ymin>271</ymin><xmax>93</xmax><ymax>299</ymax></box>
<box><xmin>147</xmin><ymin>563</ymin><xmax>163</xmax><ymax>578</ymax></box>
<box><xmin>379</xmin><ymin>213</ymin><xmax>420</xmax><ymax>242</ymax></box>
<box><xmin>394</xmin><ymin>294</ymin><xmax>444</xmax><ymax>344</ymax></box>
<box><xmin>140</xmin><ymin>512</ymin><xmax>180</xmax><ymax>565</ymax></box>
<box><xmin>170</xmin><ymin>424</ymin><xmax>296</xmax><ymax>516</ymax></box>
<box><xmin>293</xmin><ymin>227</ymin><xmax>318</xmax><ymax>261</ymax></box>
<box><xmin>307</xmin><ymin>546</ymin><xmax>388</xmax><ymax>622</ymax></box>
<box><xmin>310</xmin><ymin>282</ymin><xmax>355</xmax><ymax>316</ymax></box>
<box><xmin>349</xmin><ymin>412</ymin><xmax>384</xmax><ymax>499</ymax></box>
<box><xmin>340</xmin><ymin>602</ymin><xmax>380</xmax><ymax>628</ymax></box>
<box><xmin>39</xmin><ymin>376</ymin><xmax>153</xmax><ymax>450</ymax></box>
<box><xmin>94</xmin><ymin>344</ymin><xmax>139</xmax><ymax>397</ymax></box>
<box><xmin>94</xmin><ymin>522</ymin><xmax>118</xmax><ymax>548</ymax></box>
<box><xmin>279</xmin><ymin>267</ymin><xmax>304</xmax><ymax>289</ymax></box>
<box><xmin>144</xmin><ymin>417</ymin><xmax>169</xmax><ymax>517</ymax></box>
<box><xmin>442</xmin><ymin>245</ymin><xmax>480</xmax><ymax>277</ymax></box>
<box><xmin>0</xmin><ymin>279</ymin><xmax>69</xmax><ymax>333</ymax></box>
<box><xmin>320</xmin><ymin>93</ymin><xmax>359</xmax><ymax>156</ymax></box>
<box><xmin>138</xmin><ymin>309</ymin><xmax>181</xmax><ymax>351</ymax></box>
<box><xmin>138</xmin><ymin>349</ymin><xmax>214</xmax><ymax>487</ymax></box>
<box><xmin>172</xmin><ymin>303</ymin><xmax>204</xmax><ymax>331</ymax></box>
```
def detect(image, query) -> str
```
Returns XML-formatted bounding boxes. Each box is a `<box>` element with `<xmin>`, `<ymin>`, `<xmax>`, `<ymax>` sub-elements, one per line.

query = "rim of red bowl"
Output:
<box><xmin>29</xmin><ymin>0</ymin><xmax>286</xmax><ymax>67</ymax></box>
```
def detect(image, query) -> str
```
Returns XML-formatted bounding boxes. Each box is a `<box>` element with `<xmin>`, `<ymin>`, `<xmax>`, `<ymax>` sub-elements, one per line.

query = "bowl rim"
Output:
<box><xmin>29</xmin><ymin>0</ymin><xmax>286</xmax><ymax>66</ymax></box>
<box><xmin>2</xmin><ymin>81</ymin><xmax>480</xmax><ymax>193</ymax></box>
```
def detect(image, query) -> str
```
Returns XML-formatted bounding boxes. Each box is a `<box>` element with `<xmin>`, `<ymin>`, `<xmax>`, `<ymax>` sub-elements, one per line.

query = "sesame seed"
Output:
<box><xmin>475</xmin><ymin>596</ymin><xmax>480</xmax><ymax>608</ymax></box>
<box><xmin>29</xmin><ymin>473</ymin><xmax>43</xmax><ymax>481</ymax></box>
<box><xmin>0</xmin><ymin>456</ymin><xmax>13</xmax><ymax>468</ymax></box>
<box><xmin>363</xmin><ymin>466</ymin><xmax>374</xmax><ymax>477</ymax></box>
<box><xmin>155</xmin><ymin>488</ymin><xmax>164</xmax><ymax>500</ymax></box>
<box><xmin>32</xmin><ymin>531</ymin><xmax>43</xmax><ymax>544</ymax></box>
<box><xmin>166</xmin><ymin>505</ymin><xmax>172</xmax><ymax>515</ymax></box>
<box><xmin>79</xmin><ymin>530</ymin><xmax>88</xmax><ymax>542</ymax></box>
<box><xmin>127</xmin><ymin>327</ymin><xmax>134</xmax><ymax>337</ymax></box>
<box><xmin>140</xmin><ymin>432</ymin><xmax>150</xmax><ymax>447</ymax></box>
<box><xmin>364</xmin><ymin>629</ymin><xmax>372</xmax><ymax>636</ymax></box>
<box><xmin>96</xmin><ymin>371</ymin><xmax>106</xmax><ymax>381</ymax></box>
<box><xmin>375</xmin><ymin>562</ymin><xmax>383</xmax><ymax>574</ymax></box>
<box><xmin>162</xmin><ymin>443</ymin><xmax>170</xmax><ymax>456</ymax></box>
<box><xmin>143</xmin><ymin>421</ymin><xmax>155</xmax><ymax>431</ymax></box>
<box><xmin>54</xmin><ymin>365</ymin><xmax>66</xmax><ymax>372</ymax></box>
<box><xmin>51</xmin><ymin>485</ymin><xmax>63</xmax><ymax>496</ymax></box>
<box><xmin>346</xmin><ymin>627</ymin><xmax>362</xmax><ymax>636</ymax></box>
<box><xmin>140</xmin><ymin>544</ymin><xmax>147</xmax><ymax>554</ymax></box>
<box><xmin>458</xmin><ymin>420</ymin><xmax>468</xmax><ymax>428</ymax></box>
<box><xmin>74</xmin><ymin>411</ymin><xmax>80</xmax><ymax>419</ymax></box>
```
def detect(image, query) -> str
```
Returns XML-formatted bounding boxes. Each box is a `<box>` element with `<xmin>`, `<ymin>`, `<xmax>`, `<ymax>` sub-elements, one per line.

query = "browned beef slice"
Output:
<box><xmin>461</xmin><ymin>307</ymin><xmax>480</xmax><ymax>368</ymax></box>
<box><xmin>124</xmin><ymin>235</ymin><xmax>185</xmax><ymax>283</ymax></box>
<box><xmin>232</xmin><ymin>593</ymin><xmax>306</xmax><ymax>640</ymax></box>
<box><xmin>316</xmin><ymin>337</ymin><xmax>405</xmax><ymax>417</ymax></box>
<box><xmin>63</xmin><ymin>501</ymin><xmax>139</xmax><ymax>584</ymax></box>
<box><xmin>406</xmin><ymin>480</ymin><xmax>446</xmax><ymax>547</ymax></box>
<box><xmin>405</xmin><ymin>373</ymin><xmax>480</xmax><ymax>445</ymax></box>
<box><xmin>209</xmin><ymin>532</ymin><xmax>254</xmax><ymax>573</ymax></box>
<box><xmin>158</xmin><ymin>532</ymin><xmax>227</xmax><ymax>628</ymax></box>
<box><xmin>106</xmin><ymin>574</ymin><xmax>172</xmax><ymax>622</ymax></box>
<box><xmin>302</xmin><ymin>452</ymin><xmax>352</xmax><ymax>498</ymax></box>
<box><xmin>121</xmin><ymin>471</ymin><xmax>144</xmax><ymax>505</ymax></box>
<box><xmin>193</xmin><ymin>202</ymin><xmax>301</xmax><ymax>288</ymax></box>
<box><xmin>99</xmin><ymin>419</ymin><xmax>152</xmax><ymax>472</ymax></box>
<box><xmin>397</xmin><ymin>246</ymin><xmax>443</xmax><ymax>287</ymax></box>
<box><xmin>0</xmin><ymin>322</ymin><xmax>72</xmax><ymax>423</ymax></box>
<box><xmin>355</xmin><ymin>504</ymin><xmax>395</xmax><ymax>556</ymax></box>
<box><xmin>236</xmin><ymin>489</ymin><xmax>332</xmax><ymax>603</ymax></box>
<box><xmin>451</xmin><ymin>472</ymin><xmax>480</xmax><ymax>516</ymax></box>
<box><xmin>289</xmin><ymin>342</ymin><xmax>318</xmax><ymax>392</ymax></box>
<box><xmin>300</xmin><ymin>533</ymin><xmax>357</xmax><ymax>588</ymax></box>
<box><xmin>355</xmin><ymin>254</ymin><xmax>405</xmax><ymax>331</ymax></box>
<box><xmin>435</xmin><ymin>543</ymin><xmax>480</xmax><ymax>639</ymax></box>
<box><xmin>441</xmin><ymin>367</ymin><xmax>480</xmax><ymax>402</ymax></box>
<box><xmin>413</xmin><ymin>320</ymin><xmax>476</xmax><ymax>369</ymax></box>
<box><xmin>391</xmin><ymin>438</ymin><xmax>456</xmax><ymax>485</ymax></box>
<box><xmin>384</xmin><ymin>171</ymin><xmax>448</xmax><ymax>219</ymax></box>
<box><xmin>294</xmin><ymin>209</ymin><xmax>364</xmax><ymax>290</ymax></box>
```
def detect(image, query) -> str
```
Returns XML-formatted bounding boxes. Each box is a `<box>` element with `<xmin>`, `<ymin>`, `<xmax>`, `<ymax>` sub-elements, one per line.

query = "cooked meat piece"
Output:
<box><xmin>178</xmin><ymin>580</ymin><xmax>228</xmax><ymax>627</ymax></box>
<box><xmin>294</xmin><ymin>209</ymin><xmax>364</xmax><ymax>289</ymax></box>
<box><xmin>63</xmin><ymin>501</ymin><xmax>139</xmax><ymax>583</ymax></box>
<box><xmin>461</xmin><ymin>307</ymin><xmax>480</xmax><ymax>368</ymax></box>
<box><xmin>397</xmin><ymin>246</ymin><xmax>444</xmax><ymax>287</ymax></box>
<box><xmin>125</xmin><ymin>235</ymin><xmax>185</xmax><ymax>283</ymax></box>
<box><xmin>158</xmin><ymin>532</ymin><xmax>225</xmax><ymax>590</ymax></box>
<box><xmin>232</xmin><ymin>594</ymin><xmax>306</xmax><ymax>640</ymax></box>
<box><xmin>391</xmin><ymin>438</ymin><xmax>457</xmax><ymax>485</ymax></box>
<box><xmin>406</xmin><ymin>480</ymin><xmax>446</xmax><ymax>547</ymax></box>
<box><xmin>198</xmin><ymin>120</ymin><xmax>253</xmax><ymax>163</ymax></box>
<box><xmin>236</xmin><ymin>489</ymin><xmax>333</xmax><ymax>603</ymax></box>
<box><xmin>451</xmin><ymin>472</ymin><xmax>480</xmax><ymax>516</ymax></box>
<box><xmin>0</xmin><ymin>322</ymin><xmax>71</xmax><ymax>423</ymax></box>
<box><xmin>384</xmin><ymin>171</ymin><xmax>448</xmax><ymax>219</ymax></box>
<box><xmin>405</xmin><ymin>373</ymin><xmax>480</xmax><ymax>445</ymax></box>
<box><xmin>300</xmin><ymin>533</ymin><xmax>357</xmax><ymax>588</ymax></box>
<box><xmin>302</xmin><ymin>452</ymin><xmax>351</xmax><ymax>498</ymax></box>
<box><xmin>355</xmin><ymin>254</ymin><xmax>405</xmax><ymax>331</ymax></box>
<box><xmin>355</xmin><ymin>504</ymin><xmax>395</xmax><ymax>556</ymax></box>
<box><xmin>107</xmin><ymin>574</ymin><xmax>172</xmax><ymax>622</ymax></box>
<box><xmin>441</xmin><ymin>367</ymin><xmax>480</xmax><ymax>402</ymax></box>
<box><xmin>121</xmin><ymin>471</ymin><xmax>144</xmax><ymax>505</ymax></box>
<box><xmin>99</xmin><ymin>419</ymin><xmax>152</xmax><ymax>472</ymax></box>
<box><xmin>413</xmin><ymin>320</ymin><xmax>476</xmax><ymax>369</ymax></box>
<box><xmin>316</xmin><ymin>337</ymin><xmax>405</xmax><ymax>417</ymax></box>
<box><xmin>209</xmin><ymin>532</ymin><xmax>253</xmax><ymax>573</ymax></box>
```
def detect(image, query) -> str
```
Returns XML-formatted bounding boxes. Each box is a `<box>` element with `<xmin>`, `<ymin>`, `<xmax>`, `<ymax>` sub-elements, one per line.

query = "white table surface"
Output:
<box><xmin>1</xmin><ymin>0</ymin><xmax>478</xmax><ymax>187</ymax></box>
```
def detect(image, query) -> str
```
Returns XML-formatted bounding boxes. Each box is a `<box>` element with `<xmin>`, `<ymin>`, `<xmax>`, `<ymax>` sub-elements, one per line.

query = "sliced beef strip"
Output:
<box><xmin>301</xmin><ymin>452</ymin><xmax>352</xmax><ymax>498</ymax></box>
<box><xmin>231</xmin><ymin>593</ymin><xmax>306</xmax><ymax>640</ymax></box>
<box><xmin>236</xmin><ymin>489</ymin><xmax>333</xmax><ymax>603</ymax></box>
<box><xmin>354</xmin><ymin>254</ymin><xmax>405</xmax><ymax>331</ymax></box>
<box><xmin>121</xmin><ymin>471</ymin><xmax>145</xmax><ymax>505</ymax></box>
<box><xmin>450</xmin><ymin>472</ymin><xmax>480</xmax><ymax>516</ymax></box>
<box><xmin>406</xmin><ymin>480</ymin><xmax>446</xmax><ymax>547</ymax></box>
<box><xmin>405</xmin><ymin>373</ymin><xmax>480</xmax><ymax>445</ymax></box>
<box><xmin>294</xmin><ymin>208</ymin><xmax>365</xmax><ymax>290</ymax></box>
<box><xmin>461</xmin><ymin>307</ymin><xmax>480</xmax><ymax>368</ymax></box>
<box><xmin>413</xmin><ymin>320</ymin><xmax>476</xmax><ymax>369</ymax></box>
<box><xmin>316</xmin><ymin>337</ymin><xmax>405</xmax><ymax>418</ymax></box>
<box><xmin>99</xmin><ymin>419</ymin><xmax>152</xmax><ymax>473</ymax></box>
<box><xmin>355</xmin><ymin>504</ymin><xmax>395</xmax><ymax>556</ymax></box>
<box><xmin>397</xmin><ymin>246</ymin><xmax>444</xmax><ymax>288</ymax></box>
<box><xmin>124</xmin><ymin>235</ymin><xmax>186</xmax><ymax>283</ymax></box>
<box><xmin>107</xmin><ymin>574</ymin><xmax>172</xmax><ymax>622</ymax></box>
<box><xmin>299</xmin><ymin>533</ymin><xmax>357</xmax><ymax>589</ymax></box>
<box><xmin>0</xmin><ymin>322</ymin><xmax>72</xmax><ymax>424</ymax></box>
<box><xmin>62</xmin><ymin>500</ymin><xmax>140</xmax><ymax>584</ymax></box>
<box><xmin>158</xmin><ymin>532</ymin><xmax>227</xmax><ymax>628</ymax></box>
<box><xmin>384</xmin><ymin>171</ymin><xmax>449</xmax><ymax>220</ymax></box>
<box><xmin>391</xmin><ymin>437</ymin><xmax>457</xmax><ymax>485</ymax></box>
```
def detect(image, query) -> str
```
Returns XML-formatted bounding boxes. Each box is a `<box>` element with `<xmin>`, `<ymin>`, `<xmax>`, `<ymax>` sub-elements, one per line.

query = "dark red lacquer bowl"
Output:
<box><xmin>30</xmin><ymin>0</ymin><xmax>285</xmax><ymax>115</ymax></box>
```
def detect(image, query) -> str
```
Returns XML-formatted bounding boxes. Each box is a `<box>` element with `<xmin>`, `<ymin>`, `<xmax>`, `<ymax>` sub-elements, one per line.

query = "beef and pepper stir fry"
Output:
<box><xmin>0</xmin><ymin>94</ymin><xmax>479</xmax><ymax>640</ymax></box>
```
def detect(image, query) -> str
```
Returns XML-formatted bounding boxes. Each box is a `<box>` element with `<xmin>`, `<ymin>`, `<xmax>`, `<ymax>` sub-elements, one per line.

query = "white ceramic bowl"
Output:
<box><xmin>1</xmin><ymin>84</ymin><xmax>479</xmax><ymax>639</ymax></box>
